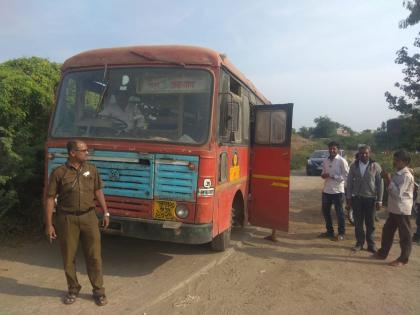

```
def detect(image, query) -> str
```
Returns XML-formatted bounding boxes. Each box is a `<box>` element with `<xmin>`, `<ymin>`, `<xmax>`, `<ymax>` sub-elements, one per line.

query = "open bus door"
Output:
<box><xmin>248</xmin><ymin>103</ymin><xmax>293</xmax><ymax>231</ymax></box>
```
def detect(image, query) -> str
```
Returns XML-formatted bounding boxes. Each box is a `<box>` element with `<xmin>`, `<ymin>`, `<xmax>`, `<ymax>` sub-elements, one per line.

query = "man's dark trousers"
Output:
<box><xmin>352</xmin><ymin>196</ymin><xmax>376</xmax><ymax>248</ymax></box>
<box><xmin>414</xmin><ymin>204</ymin><xmax>420</xmax><ymax>238</ymax></box>
<box><xmin>322</xmin><ymin>192</ymin><xmax>345</xmax><ymax>235</ymax></box>
<box><xmin>377</xmin><ymin>213</ymin><xmax>412</xmax><ymax>263</ymax></box>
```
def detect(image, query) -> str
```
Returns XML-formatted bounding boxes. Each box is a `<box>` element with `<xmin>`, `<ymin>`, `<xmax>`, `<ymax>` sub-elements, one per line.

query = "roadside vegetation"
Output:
<box><xmin>0</xmin><ymin>57</ymin><xmax>60</xmax><ymax>241</ymax></box>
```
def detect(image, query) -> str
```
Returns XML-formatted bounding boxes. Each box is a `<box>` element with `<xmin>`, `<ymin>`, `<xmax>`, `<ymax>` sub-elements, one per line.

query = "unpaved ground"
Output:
<box><xmin>1</xmin><ymin>174</ymin><xmax>420</xmax><ymax>315</ymax></box>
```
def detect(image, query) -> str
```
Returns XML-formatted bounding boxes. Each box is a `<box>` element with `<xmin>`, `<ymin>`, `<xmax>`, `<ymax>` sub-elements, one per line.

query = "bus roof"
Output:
<box><xmin>62</xmin><ymin>45</ymin><xmax>270</xmax><ymax>104</ymax></box>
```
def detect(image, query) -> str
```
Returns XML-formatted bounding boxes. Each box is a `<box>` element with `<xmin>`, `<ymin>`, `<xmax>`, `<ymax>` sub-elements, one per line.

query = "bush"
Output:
<box><xmin>0</xmin><ymin>57</ymin><xmax>60</xmax><ymax>235</ymax></box>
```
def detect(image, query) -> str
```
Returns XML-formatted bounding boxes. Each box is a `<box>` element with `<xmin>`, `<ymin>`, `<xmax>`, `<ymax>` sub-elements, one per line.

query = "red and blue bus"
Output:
<box><xmin>45</xmin><ymin>45</ymin><xmax>293</xmax><ymax>250</ymax></box>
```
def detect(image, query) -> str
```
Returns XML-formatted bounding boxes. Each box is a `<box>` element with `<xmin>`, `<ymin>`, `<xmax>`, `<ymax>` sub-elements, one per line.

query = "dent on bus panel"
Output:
<box><xmin>51</xmin><ymin>68</ymin><xmax>212</xmax><ymax>144</ymax></box>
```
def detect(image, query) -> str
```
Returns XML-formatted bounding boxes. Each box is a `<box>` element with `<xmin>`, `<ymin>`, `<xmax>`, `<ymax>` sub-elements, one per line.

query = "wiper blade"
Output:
<box><xmin>96</xmin><ymin>64</ymin><xmax>109</xmax><ymax>112</ymax></box>
<box><xmin>130</xmin><ymin>51</ymin><xmax>185</xmax><ymax>67</ymax></box>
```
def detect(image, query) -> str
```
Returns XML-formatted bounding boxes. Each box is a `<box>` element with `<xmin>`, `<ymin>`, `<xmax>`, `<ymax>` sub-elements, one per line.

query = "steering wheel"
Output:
<box><xmin>97</xmin><ymin>115</ymin><xmax>128</xmax><ymax>131</ymax></box>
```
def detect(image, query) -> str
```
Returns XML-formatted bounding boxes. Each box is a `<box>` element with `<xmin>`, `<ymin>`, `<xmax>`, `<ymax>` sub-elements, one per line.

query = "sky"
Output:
<box><xmin>1</xmin><ymin>0</ymin><xmax>419</xmax><ymax>131</ymax></box>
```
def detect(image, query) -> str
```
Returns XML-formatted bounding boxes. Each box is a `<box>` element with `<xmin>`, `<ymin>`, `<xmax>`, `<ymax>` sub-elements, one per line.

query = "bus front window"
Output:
<box><xmin>51</xmin><ymin>68</ymin><xmax>212</xmax><ymax>144</ymax></box>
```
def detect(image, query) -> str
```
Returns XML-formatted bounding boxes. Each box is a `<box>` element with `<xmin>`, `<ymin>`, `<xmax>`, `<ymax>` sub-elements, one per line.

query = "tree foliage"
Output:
<box><xmin>400</xmin><ymin>0</ymin><xmax>420</xmax><ymax>28</ymax></box>
<box><xmin>297</xmin><ymin>116</ymin><xmax>353</xmax><ymax>139</ymax></box>
<box><xmin>311</xmin><ymin>116</ymin><xmax>338</xmax><ymax>138</ymax></box>
<box><xmin>0</xmin><ymin>57</ymin><xmax>60</xmax><ymax>223</ymax></box>
<box><xmin>298</xmin><ymin>126</ymin><xmax>313</xmax><ymax>139</ymax></box>
<box><xmin>384</xmin><ymin>1</ymin><xmax>420</xmax><ymax>150</ymax></box>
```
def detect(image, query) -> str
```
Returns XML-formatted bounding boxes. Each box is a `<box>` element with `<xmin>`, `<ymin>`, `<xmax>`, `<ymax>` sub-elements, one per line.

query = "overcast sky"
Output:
<box><xmin>1</xmin><ymin>0</ymin><xmax>418</xmax><ymax>131</ymax></box>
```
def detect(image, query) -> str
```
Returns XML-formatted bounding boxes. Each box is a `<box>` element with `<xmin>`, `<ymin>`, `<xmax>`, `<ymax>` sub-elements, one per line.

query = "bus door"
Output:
<box><xmin>248</xmin><ymin>103</ymin><xmax>293</xmax><ymax>231</ymax></box>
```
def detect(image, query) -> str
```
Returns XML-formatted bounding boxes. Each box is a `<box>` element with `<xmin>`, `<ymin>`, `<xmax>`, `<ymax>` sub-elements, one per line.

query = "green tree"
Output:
<box><xmin>0</xmin><ymin>57</ymin><xmax>60</xmax><ymax>224</ymax></box>
<box><xmin>312</xmin><ymin>116</ymin><xmax>340</xmax><ymax>138</ymax></box>
<box><xmin>399</xmin><ymin>0</ymin><xmax>420</xmax><ymax>28</ymax></box>
<box><xmin>298</xmin><ymin>126</ymin><xmax>313</xmax><ymax>139</ymax></box>
<box><xmin>384</xmin><ymin>0</ymin><xmax>420</xmax><ymax>150</ymax></box>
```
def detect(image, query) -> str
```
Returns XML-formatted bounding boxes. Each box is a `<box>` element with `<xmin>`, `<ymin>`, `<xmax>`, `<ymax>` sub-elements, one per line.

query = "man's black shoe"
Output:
<box><xmin>352</xmin><ymin>244</ymin><xmax>363</xmax><ymax>251</ymax></box>
<box><xmin>367</xmin><ymin>246</ymin><xmax>377</xmax><ymax>253</ymax></box>
<box><xmin>319</xmin><ymin>232</ymin><xmax>334</xmax><ymax>238</ymax></box>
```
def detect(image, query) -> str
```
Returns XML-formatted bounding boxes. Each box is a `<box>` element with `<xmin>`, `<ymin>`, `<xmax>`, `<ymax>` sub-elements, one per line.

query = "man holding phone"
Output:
<box><xmin>320</xmin><ymin>141</ymin><xmax>349</xmax><ymax>241</ymax></box>
<box><xmin>44</xmin><ymin>140</ymin><xmax>109</xmax><ymax>306</ymax></box>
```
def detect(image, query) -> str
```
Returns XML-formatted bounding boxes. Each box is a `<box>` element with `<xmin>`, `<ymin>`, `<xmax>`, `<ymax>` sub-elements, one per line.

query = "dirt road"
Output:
<box><xmin>1</xmin><ymin>174</ymin><xmax>419</xmax><ymax>314</ymax></box>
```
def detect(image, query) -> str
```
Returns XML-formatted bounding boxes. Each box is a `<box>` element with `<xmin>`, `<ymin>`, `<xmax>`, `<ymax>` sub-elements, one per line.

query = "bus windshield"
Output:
<box><xmin>51</xmin><ymin>67</ymin><xmax>212</xmax><ymax>144</ymax></box>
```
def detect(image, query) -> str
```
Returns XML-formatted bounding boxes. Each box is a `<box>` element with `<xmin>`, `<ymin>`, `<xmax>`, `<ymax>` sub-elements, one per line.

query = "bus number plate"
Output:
<box><xmin>153</xmin><ymin>200</ymin><xmax>176</xmax><ymax>220</ymax></box>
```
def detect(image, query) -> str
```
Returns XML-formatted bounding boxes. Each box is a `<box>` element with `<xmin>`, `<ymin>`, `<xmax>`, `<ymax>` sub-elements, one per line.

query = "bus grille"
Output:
<box><xmin>154</xmin><ymin>154</ymin><xmax>198</xmax><ymax>202</ymax></box>
<box><xmin>47</xmin><ymin>149</ymin><xmax>198</xmax><ymax>202</ymax></box>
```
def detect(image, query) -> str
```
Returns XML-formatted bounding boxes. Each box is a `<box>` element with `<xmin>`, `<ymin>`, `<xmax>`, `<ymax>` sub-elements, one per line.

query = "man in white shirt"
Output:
<box><xmin>320</xmin><ymin>141</ymin><xmax>349</xmax><ymax>240</ymax></box>
<box><xmin>374</xmin><ymin>150</ymin><xmax>415</xmax><ymax>266</ymax></box>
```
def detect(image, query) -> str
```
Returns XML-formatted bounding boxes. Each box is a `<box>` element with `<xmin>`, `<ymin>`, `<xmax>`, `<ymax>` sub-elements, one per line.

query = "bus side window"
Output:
<box><xmin>218</xmin><ymin>70</ymin><xmax>230</xmax><ymax>142</ymax></box>
<box><xmin>218</xmin><ymin>70</ymin><xmax>242</xmax><ymax>144</ymax></box>
<box><xmin>218</xmin><ymin>152</ymin><xmax>228</xmax><ymax>183</ymax></box>
<box><xmin>229</xmin><ymin>77</ymin><xmax>242</xmax><ymax>143</ymax></box>
<box><xmin>242</xmin><ymin>95</ymin><xmax>250</xmax><ymax>143</ymax></box>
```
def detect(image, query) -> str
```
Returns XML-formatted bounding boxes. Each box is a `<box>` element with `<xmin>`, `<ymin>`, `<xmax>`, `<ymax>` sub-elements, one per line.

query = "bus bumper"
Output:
<box><xmin>99</xmin><ymin>215</ymin><xmax>213</xmax><ymax>244</ymax></box>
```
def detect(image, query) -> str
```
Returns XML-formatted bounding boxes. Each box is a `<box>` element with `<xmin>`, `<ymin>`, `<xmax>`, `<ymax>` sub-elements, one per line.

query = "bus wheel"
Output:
<box><xmin>211</xmin><ymin>228</ymin><xmax>231</xmax><ymax>251</ymax></box>
<box><xmin>232</xmin><ymin>197</ymin><xmax>244</xmax><ymax>227</ymax></box>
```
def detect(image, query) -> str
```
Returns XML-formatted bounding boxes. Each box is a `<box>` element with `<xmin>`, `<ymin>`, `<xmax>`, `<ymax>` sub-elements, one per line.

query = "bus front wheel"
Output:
<box><xmin>211</xmin><ymin>228</ymin><xmax>231</xmax><ymax>251</ymax></box>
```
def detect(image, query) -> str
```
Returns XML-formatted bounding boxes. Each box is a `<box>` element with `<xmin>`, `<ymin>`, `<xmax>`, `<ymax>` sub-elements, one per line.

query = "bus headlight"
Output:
<box><xmin>175</xmin><ymin>205</ymin><xmax>189</xmax><ymax>219</ymax></box>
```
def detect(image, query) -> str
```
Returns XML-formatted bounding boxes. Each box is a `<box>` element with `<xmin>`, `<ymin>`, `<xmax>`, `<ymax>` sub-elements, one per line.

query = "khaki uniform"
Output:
<box><xmin>48</xmin><ymin>162</ymin><xmax>105</xmax><ymax>296</ymax></box>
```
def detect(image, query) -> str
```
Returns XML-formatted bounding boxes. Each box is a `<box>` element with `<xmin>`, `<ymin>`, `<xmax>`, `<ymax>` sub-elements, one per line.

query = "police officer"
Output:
<box><xmin>44</xmin><ymin>140</ymin><xmax>110</xmax><ymax>306</ymax></box>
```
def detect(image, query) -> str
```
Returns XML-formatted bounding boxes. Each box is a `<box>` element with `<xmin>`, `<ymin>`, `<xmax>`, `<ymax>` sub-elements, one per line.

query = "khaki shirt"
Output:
<box><xmin>47</xmin><ymin>162</ymin><xmax>103</xmax><ymax>213</ymax></box>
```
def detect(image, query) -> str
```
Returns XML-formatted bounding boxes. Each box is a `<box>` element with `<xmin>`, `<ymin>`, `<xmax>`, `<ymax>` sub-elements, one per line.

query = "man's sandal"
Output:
<box><xmin>63</xmin><ymin>293</ymin><xmax>77</xmax><ymax>305</ymax></box>
<box><xmin>94</xmin><ymin>295</ymin><xmax>108</xmax><ymax>306</ymax></box>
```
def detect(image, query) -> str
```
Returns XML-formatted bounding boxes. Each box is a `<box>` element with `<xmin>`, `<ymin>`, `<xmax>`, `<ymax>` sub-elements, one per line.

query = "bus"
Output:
<box><xmin>45</xmin><ymin>45</ymin><xmax>293</xmax><ymax>251</ymax></box>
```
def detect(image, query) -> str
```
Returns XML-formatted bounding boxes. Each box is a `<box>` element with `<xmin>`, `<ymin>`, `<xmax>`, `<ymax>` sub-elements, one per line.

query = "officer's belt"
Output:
<box><xmin>59</xmin><ymin>208</ymin><xmax>94</xmax><ymax>216</ymax></box>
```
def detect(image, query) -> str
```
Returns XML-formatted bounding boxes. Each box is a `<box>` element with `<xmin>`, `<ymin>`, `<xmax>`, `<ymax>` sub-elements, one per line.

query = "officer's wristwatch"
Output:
<box><xmin>104</xmin><ymin>212</ymin><xmax>110</xmax><ymax>217</ymax></box>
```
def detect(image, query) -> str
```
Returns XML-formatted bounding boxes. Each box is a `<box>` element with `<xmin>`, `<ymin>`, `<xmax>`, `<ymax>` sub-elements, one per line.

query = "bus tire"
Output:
<box><xmin>232</xmin><ymin>196</ymin><xmax>244</xmax><ymax>227</ymax></box>
<box><xmin>211</xmin><ymin>228</ymin><xmax>231</xmax><ymax>251</ymax></box>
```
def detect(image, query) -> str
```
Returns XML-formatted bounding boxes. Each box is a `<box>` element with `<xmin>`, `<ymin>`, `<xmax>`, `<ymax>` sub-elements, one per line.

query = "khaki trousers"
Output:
<box><xmin>57</xmin><ymin>210</ymin><xmax>105</xmax><ymax>296</ymax></box>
